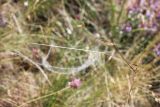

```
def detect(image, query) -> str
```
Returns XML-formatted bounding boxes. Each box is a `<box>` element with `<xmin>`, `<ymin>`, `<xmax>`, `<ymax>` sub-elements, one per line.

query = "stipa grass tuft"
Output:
<box><xmin>0</xmin><ymin>0</ymin><xmax>160</xmax><ymax>107</ymax></box>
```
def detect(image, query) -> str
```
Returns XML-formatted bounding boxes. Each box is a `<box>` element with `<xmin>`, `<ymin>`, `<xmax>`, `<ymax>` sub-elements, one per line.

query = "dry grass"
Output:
<box><xmin>0</xmin><ymin>0</ymin><xmax>160</xmax><ymax>107</ymax></box>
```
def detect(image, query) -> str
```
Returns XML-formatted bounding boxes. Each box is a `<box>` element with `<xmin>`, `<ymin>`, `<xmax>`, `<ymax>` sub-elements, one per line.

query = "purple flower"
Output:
<box><xmin>150</xmin><ymin>23</ymin><xmax>158</xmax><ymax>32</ymax></box>
<box><xmin>146</xmin><ymin>10</ymin><xmax>152</xmax><ymax>19</ymax></box>
<box><xmin>68</xmin><ymin>78</ymin><xmax>81</xmax><ymax>88</ymax></box>
<box><xmin>151</xmin><ymin>1</ymin><xmax>160</xmax><ymax>10</ymax></box>
<box><xmin>140</xmin><ymin>0</ymin><xmax>146</xmax><ymax>6</ymax></box>
<box><xmin>154</xmin><ymin>43</ymin><xmax>160</xmax><ymax>56</ymax></box>
<box><xmin>124</xmin><ymin>25</ymin><xmax>132</xmax><ymax>32</ymax></box>
<box><xmin>139</xmin><ymin>23</ymin><xmax>146</xmax><ymax>29</ymax></box>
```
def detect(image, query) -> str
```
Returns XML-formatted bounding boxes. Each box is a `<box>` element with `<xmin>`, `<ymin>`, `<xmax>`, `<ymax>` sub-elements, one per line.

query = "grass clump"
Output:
<box><xmin>0</xmin><ymin>0</ymin><xmax>160</xmax><ymax>107</ymax></box>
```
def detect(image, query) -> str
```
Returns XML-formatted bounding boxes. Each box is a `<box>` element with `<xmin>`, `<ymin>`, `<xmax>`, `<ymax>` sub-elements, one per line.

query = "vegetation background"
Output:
<box><xmin>0</xmin><ymin>0</ymin><xmax>160</xmax><ymax>107</ymax></box>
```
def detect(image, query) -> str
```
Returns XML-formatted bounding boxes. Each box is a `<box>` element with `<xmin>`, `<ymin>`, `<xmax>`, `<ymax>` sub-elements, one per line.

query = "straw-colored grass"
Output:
<box><xmin>0</xmin><ymin>0</ymin><xmax>160</xmax><ymax>107</ymax></box>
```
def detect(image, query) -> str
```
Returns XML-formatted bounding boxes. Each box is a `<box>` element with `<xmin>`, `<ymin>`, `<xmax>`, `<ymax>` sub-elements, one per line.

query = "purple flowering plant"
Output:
<box><xmin>154</xmin><ymin>43</ymin><xmax>160</xmax><ymax>56</ymax></box>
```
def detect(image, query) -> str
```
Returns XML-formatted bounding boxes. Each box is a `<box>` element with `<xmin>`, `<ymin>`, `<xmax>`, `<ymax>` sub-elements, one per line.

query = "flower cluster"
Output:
<box><xmin>126</xmin><ymin>0</ymin><xmax>160</xmax><ymax>32</ymax></box>
<box><xmin>154</xmin><ymin>43</ymin><xmax>160</xmax><ymax>56</ymax></box>
<box><xmin>68</xmin><ymin>78</ymin><xmax>81</xmax><ymax>89</ymax></box>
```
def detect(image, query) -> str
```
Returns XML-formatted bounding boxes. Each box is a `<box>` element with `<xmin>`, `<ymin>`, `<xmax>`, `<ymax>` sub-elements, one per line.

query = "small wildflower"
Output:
<box><xmin>150</xmin><ymin>23</ymin><xmax>158</xmax><ymax>32</ymax></box>
<box><xmin>119</xmin><ymin>31</ymin><xmax>123</xmax><ymax>35</ymax></box>
<box><xmin>124</xmin><ymin>24</ymin><xmax>132</xmax><ymax>32</ymax></box>
<box><xmin>151</xmin><ymin>1</ymin><xmax>159</xmax><ymax>10</ymax></box>
<box><xmin>74</xmin><ymin>14</ymin><xmax>81</xmax><ymax>20</ymax></box>
<box><xmin>146</xmin><ymin>10</ymin><xmax>152</xmax><ymax>19</ymax></box>
<box><xmin>139</xmin><ymin>22</ymin><xmax>149</xmax><ymax>30</ymax></box>
<box><xmin>154</xmin><ymin>43</ymin><xmax>160</xmax><ymax>56</ymax></box>
<box><xmin>68</xmin><ymin>78</ymin><xmax>81</xmax><ymax>88</ymax></box>
<box><xmin>66</xmin><ymin>28</ymin><xmax>72</xmax><ymax>35</ymax></box>
<box><xmin>94</xmin><ymin>33</ymin><xmax>100</xmax><ymax>38</ymax></box>
<box><xmin>24</xmin><ymin>1</ymin><xmax>28</xmax><ymax>7</ymax></box>
<box><xmin>139</xmin><ymin>0</ymin><xmax>146</xmax><ymax>7</ymax></box>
